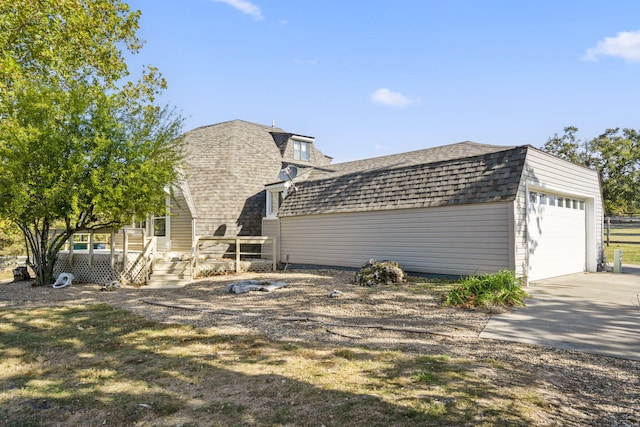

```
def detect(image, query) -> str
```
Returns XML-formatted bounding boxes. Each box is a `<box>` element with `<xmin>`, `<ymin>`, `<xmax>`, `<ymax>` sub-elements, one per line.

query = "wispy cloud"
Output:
<box><xmin>210</xmin><ymin>0</ymin><xmax>263</xmax><ymax>21</ymax></box>
<box><xmin>370</xmin><ymin>88</ymin><xmax>419</xmax><ymax>107</ymax></box>
<box><xmin>583</xmin><ymin>29</ymin><xmax>640</xmax><ymax>62</ymax></box>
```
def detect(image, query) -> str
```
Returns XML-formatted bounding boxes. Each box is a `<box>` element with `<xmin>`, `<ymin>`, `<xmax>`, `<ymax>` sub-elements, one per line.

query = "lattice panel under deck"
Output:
<box><xmin>197</xmin><ymin>259</ymin><xmax>275</xmax><ymax>277</ymax></box>
<box><xmin>54</xmin><ymin>252</ymin><xmax>149</xmax><ymax>286</ymax></box>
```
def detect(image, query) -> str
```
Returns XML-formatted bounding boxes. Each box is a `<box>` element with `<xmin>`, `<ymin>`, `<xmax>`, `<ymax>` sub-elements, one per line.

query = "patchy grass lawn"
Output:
<box><xmin>604</xmin><ymin>243</ymin><xmax>640</xmax><ymax>265</ymax></box>
<box><xmin>605</xmin><ymin>227</ymin><xmax>640</xmax><ymax>264</ymax></box>
<box><xmin>0</xmin><ymin>304</ymin><xmax>551</xmax><ymax>426</ymax></box>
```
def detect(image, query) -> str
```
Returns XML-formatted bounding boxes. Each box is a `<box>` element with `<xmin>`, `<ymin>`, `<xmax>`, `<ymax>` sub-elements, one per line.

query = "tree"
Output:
<box><xmin>543</xmin><ymin>127</ymin><xmax>640</xmax><ymax>215</ymax></box>
<box><xmin>0</xmin><ymin>1</ymin><xmax>184</xmax><ymax>286</ymax></box>
<box><xmin>0</xmin><ymin>218</ymin><xmax>23</xmax><ymax>256</ymax></box>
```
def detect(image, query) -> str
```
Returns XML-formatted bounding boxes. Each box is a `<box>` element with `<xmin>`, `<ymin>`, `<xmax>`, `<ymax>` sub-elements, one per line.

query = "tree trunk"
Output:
<box><xmin>20</xmin><ymin>222</ymin><xmax>68</xmax><ymax>286</ymax></box>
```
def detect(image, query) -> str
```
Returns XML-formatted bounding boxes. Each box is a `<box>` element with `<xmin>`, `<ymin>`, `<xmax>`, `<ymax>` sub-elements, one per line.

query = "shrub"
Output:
<box><xmin>443</xmin><ymin>270</ymin><xmax>527</xmax><ymax>307</ymax></box>
<box><xmin>354</xmin><ymin>259</ymin><xmax>407</xmax><ymax>287</ymax></box>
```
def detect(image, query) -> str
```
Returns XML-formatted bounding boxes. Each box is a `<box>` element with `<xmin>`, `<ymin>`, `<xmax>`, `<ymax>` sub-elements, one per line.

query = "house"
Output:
<box><xmin>53</xmin><ymin>121</ymin><xmax>603</xmax><ymax>285</ymax></box>
<box><xmin>155</xmin><ymin>119</ymin><xmax>332</xmax><ymax>255</ymax></box>
<box><xmin>263</xmin><ymin>141</ymin><xmax>604</xmax><ymax>282</ymax></box>
<box><xmin>55</xmin><ymin>120</ymin><xmax>333</xmax><ymax>285</ymax></box>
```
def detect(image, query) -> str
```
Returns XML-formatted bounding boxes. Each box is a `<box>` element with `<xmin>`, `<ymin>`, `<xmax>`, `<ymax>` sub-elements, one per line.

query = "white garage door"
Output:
<box><xmin>527</xmin><ymin>191</ymin><xmax>586</xmax><ymax>281</ymax></box>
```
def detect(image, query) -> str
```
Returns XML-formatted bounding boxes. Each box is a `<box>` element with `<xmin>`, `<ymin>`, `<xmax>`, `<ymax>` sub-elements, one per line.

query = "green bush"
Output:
<box><xmin>443</xmin><ymin>270</ymin><xmax>528</xmax><ymax>307</ymax></box>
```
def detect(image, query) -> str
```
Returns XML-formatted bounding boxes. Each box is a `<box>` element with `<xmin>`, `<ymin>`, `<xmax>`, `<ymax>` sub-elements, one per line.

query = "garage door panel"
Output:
<box><xmin>528</xmin><ymin>193</ymin><xmax>586</xmax><ymax>281</ymax></box>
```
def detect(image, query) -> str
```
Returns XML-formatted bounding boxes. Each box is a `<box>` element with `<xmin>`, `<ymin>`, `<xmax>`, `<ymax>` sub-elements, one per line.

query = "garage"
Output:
<box><xmin>264</xmin><ymin>142</ymin><xmax>603</xmax><ymax>282</ymax></box>
<box><xmin>527</xmin><ymin>190</ymin><xmax>586</xmax><ymax>281</ymax></box>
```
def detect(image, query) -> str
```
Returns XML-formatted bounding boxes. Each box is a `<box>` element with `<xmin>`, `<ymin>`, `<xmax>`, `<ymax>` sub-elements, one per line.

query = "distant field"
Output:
<box><xmin>604</xmin><ymin>227</ymin><xmax>640</xmax><ymax>264</ymax></box>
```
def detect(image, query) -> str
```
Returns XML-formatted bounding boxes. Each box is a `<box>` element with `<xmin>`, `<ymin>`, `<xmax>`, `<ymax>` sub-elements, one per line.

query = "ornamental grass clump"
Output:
<box><xmin>354</xmin><ymin>259</ymin><xmax>407</xmax><ymax>286</ymax></box>
<box><xmin>444</xmin><ymin>270</ymin><xmax>528</xmax><ymax>308</ymax></box>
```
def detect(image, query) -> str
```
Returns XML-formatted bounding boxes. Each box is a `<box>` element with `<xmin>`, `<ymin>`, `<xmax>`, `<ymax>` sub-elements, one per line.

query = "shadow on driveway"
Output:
<box><xmin>480</xmin><ymin>265</ymin><xmax>640</xmax><ymax>361</ymax></box>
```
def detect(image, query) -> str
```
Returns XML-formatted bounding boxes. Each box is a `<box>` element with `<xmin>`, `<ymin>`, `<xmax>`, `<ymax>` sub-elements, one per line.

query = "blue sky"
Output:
<box><xmin>126</xmin><ymin>0</ymin><xmax>640</xmax><ymax>163</ymax></box>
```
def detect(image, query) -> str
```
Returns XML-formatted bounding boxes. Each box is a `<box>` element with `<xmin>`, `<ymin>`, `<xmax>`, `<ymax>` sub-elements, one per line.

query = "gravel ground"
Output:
<box><xmin>1</xmin><ymin>269</ymin><xmax>639</xmax><ymax>426</ymax></box>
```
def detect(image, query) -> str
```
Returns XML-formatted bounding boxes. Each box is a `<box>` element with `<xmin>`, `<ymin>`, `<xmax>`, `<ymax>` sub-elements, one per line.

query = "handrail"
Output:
<box><xmin>124</xmin><ymin>236</ymin><xmax>156</xmax><ymax>284</ymax></box>
<box><xmin>189</xmin><ymin>236</ymin><xmax>200</xmax><ymax>279</ymax></box>
<box><xmin>190</xmin><ymin>235</ymin><xmax>277</xmax><ymax>276</ymax></box>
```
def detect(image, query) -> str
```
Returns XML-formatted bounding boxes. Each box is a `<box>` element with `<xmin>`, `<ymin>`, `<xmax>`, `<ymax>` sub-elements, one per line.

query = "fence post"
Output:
<box><xmin>606</xmin><ymin>217</ymin><xmax>610</xmax><ymax>246</ymax></box>
<box><xmin>89</xmin><ymin>232</ymin><xmax>94</xmax><ymax>267</ymax></box>
<box><xmin>110</xmin><ymin>230</ymin><xmax>116</xmax><ymax>269</ymax></box>
<box><xmin>235</xmin><ymin>238</ymin><xmax>240</xmax><ymax>273</ymax></box>
<box><xmin>69</xmin><ymin>233</ymin><xmax>75</xmax><ymax>267</ymax></box>
<box><xmin>122</xmin><ymin>231</ymin><xmax>128</xmax><ymax>273</ymax></box>
<box><xmin>272</xmin><ymin>237</ymin><xmax>276</xmax><ymax>271</ymax></box>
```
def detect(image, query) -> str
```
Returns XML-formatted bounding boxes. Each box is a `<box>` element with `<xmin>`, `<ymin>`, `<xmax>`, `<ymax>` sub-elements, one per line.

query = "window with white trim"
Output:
<box><xmin>267</xmin><ymin>190</ymin><xmax>283</xmax><ymax>218</ymax></box>
<box><xmin>293</xmin><ymin>140</ymin><xmax>309</xmax><ymax>161</ymax></box>
<box><xmin>265</xmin><ymin>182</ymin><xmax>290</xmax><ymax>218</ymax></box>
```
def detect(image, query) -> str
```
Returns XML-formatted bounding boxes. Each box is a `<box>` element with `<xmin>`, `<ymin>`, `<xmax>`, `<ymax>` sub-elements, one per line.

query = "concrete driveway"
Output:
<box><xmin>480</xmin><ymin>265</ymin><xmax>640</xmax><ymax>361</ymax></box>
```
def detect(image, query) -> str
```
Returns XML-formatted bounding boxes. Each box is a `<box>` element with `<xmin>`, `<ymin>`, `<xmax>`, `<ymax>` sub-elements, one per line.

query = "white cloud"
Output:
<box><xmin>370</xmin><ymin>88</ymin><xmax>418</xmax><ymax>107</ymax></box>
<box><xmin>583</xmin><ymin>30</ymin><xmax>640</xmax><ymax>62</ymax></box>
<box><xmin>210</xmin><ymin>0</ymin><xmax>263</xmax><ymax>21</ymax></box>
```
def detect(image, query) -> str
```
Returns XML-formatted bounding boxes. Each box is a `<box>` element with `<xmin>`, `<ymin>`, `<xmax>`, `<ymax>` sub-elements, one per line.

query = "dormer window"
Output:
<box><xmin>293</xmin><ymin>139</ymin><xmax>309</xmax><ymax>161</ymax></box>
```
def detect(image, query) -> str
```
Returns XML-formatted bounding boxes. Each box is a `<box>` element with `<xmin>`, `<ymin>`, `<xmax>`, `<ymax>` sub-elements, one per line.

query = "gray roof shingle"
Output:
<box><xmin>278</xmin><ymin>142</ymin><xmax>528</xmax><ymax>217</ymax></box>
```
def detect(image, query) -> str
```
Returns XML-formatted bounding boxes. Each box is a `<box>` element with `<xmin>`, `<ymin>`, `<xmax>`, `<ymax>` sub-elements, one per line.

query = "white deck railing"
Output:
<box><xmin>55</xmin><ymin>228</ymin><xmax>153</xmax><ymax>285</ymax></box>
<box><xmin>190</xmin><ymin>236</ymin><xmax>277</xmax><ymax>278</ymax></box>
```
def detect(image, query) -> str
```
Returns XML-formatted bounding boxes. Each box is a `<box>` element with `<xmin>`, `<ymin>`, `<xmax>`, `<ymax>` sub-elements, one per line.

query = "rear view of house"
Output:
<box><xmin>264</xmin><ymin>142</ymin><xmax>604</xmax><ymax>282</ymax></box>
<box><xmin>54</xmin><ymin>120</ymin><xmax>334</xmax><ymax>285</ymax></box>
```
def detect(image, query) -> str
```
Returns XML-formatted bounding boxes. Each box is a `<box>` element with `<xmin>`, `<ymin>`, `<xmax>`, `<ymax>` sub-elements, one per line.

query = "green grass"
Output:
<box><xmin>604</xmin><ymin>243</ymin><xmax>640</xmax><ymax>265</ymax></box>
<box><xmin>0</xmin><ymin>304</ymin><xmax>550</xmax><ymax>426</ymax></box>
<box><xmin>605</xmin><ymin>227</ymin><xmax>640</xmax><ymax>264</ymax></box>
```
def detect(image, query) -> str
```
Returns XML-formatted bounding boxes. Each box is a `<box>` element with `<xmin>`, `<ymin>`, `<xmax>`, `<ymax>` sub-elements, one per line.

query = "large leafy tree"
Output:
<box><xmin>0</xmin><ymin>218</ymin><xmax>23</xmax><ymax>256</ymax></box>
<box><xmin>0</xmin><ymin>0</ymin><xmax>184</xmax><ymax>285</ymax></box>
<box><xmin>543</xmin><ymin>127</ymin><xmax>640</xmax><ymax>215</ymax></box>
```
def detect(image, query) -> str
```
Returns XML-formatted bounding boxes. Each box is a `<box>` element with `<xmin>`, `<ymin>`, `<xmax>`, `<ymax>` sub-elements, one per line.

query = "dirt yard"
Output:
<box><xmin>1</xmin><ymin>269</ymin><xmax>638</xmax><ymax>426</ymax></box>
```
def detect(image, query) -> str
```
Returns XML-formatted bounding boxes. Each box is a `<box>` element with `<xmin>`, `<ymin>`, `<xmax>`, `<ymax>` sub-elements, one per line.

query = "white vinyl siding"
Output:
<box><xmin>515</xmin><ymin>149</ymin><xmax>603</xmax><ymax>279</ymax></box>
<box><xmin>279</xmin><ymin>202</ymin><xmax>511</xmax><ymax>275</ymax></box>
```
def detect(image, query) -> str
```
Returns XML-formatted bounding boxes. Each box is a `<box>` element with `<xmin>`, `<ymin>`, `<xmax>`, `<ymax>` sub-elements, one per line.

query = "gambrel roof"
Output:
<box><xmin>180</xmin><ymin>119</ymin><xmax>332</xmax><ymax>236</ymax></box>
<box><xmin>277</xmin><ymin>142</ymin><xmax>528</xmax><ymax>217</ymax></box>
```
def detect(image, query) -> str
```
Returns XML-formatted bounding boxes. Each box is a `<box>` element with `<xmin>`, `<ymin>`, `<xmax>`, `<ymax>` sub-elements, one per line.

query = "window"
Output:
<box><xmin>579</xmin><ymin>200</ymin><xmax>585</xmax><ymax>210</ymax></box>
<box><xmin>272</xmin><ymin>191</ymin><xmax>282</xmax><ymax>214</ymax></box>
<box><xmin>154</xmin><ymin>217</ymin><xmax>166</xmax><ymax>237</ymax></box>
<box><xmin>529</xmin><ymin>191</ymin><xmax>538</xmax><ymax>204</ymax></box>
<box><xmin>293</xmin><ymin>140</ymin><xmax>309</xmax><ymax>161</ymax></box>
<box><xmin>539</xmin><ymin>193</ymin><xmax>548</xmax><ymax>205</ymax></box>
<box><xmin>557</xmin><ymin>197</ymin><xmax>564</xmax><ymax>208</ymax></box>
<box><xmin>547</xmin><ymin>195</ymin><xmax>556</xmax><ymax>206</ymax></box>
<box><xmin>266</xmin><ymin>189</ymin><xmax>284</xmax><ymax>218</ymax></box>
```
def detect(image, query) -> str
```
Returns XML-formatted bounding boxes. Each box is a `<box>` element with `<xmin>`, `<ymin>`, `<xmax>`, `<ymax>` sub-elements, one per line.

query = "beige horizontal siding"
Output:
<box><xmin>261</xmin><ymin>218</ymin><xmax>280</xmax><ymax>260</ymax></box>
<box><xmin>169</xmin><ymin>191</ymin><xmax>193</xmax><ymax>253</ymax></box>
<box><xmin>280</xmin><ymin>202</ymin><xmax>511</xmax><ymax>276</ymax></box>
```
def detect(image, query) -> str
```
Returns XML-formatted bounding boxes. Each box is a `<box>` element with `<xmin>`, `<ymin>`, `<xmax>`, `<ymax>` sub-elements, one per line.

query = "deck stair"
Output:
<box><xmin>146</xmin><ymin>255</ymin><xmax>193</xmax><ymax>288</ymax></box>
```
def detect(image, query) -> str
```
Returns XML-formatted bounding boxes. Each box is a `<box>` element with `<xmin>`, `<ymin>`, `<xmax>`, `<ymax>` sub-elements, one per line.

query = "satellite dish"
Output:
<box><xmin>278</xmin><ymin>165</ymin><xmax>298</xmax><ymax>181</ymax></box>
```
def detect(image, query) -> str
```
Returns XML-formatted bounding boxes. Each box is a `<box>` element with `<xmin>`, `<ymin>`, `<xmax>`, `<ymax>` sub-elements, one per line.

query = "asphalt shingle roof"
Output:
<box><xmin>278</xmin><ymin>142</ymin><xmax>528</xmax><ymax>217</ymax></box>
